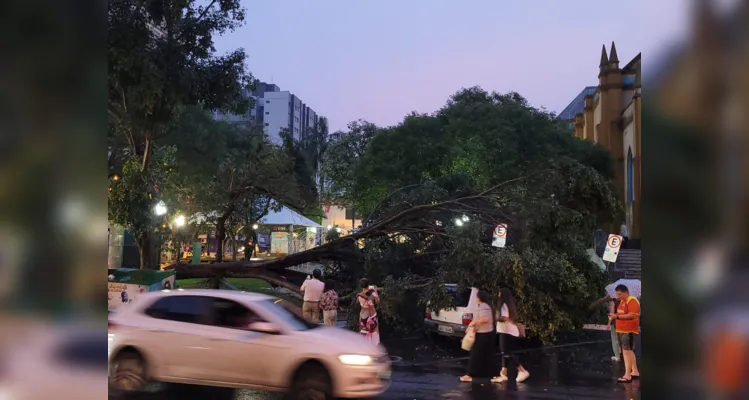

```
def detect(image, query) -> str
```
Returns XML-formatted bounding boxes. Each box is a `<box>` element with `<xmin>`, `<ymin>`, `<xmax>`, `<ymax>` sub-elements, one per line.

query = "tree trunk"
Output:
<box><xmin>214</xmin><ymin>205</ymin><xmax>235</xmax><ymax>263</ymax></box>
<box><xmin>141</xmin><ymin>137</ymin><xmax>152</xmax><ymax>171</ymax></box>
<box><xmin>251</xmin><ymin>230</ymin><xmax>258</xmax><ymax>258</ymax></box>
<box><xmin>215</xmin><ymin>220</ymin><xmax>226</xmax><ymax>263</ymax></box>
<box><xmin>136</xmin><ymin>232</ymin><xmax>159</xmax><ymax>270</ymax></box>
<box><xmin>224</xmin><ymin>237</ymin><xmax>231</xmax><ymax>260</ymax></box>
<box><xmin>231</xmin><ymin>235</ymin><xmax>237</xmax><ymax>261</ymax></box>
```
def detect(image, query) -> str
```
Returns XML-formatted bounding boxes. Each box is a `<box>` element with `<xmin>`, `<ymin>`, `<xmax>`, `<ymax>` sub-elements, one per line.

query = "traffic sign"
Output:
<box><xmin>602</xmin><ymin>234</ymin><xmax>623</xmax><ymax>262</ymax></box>
<box><xmin>492</xmin><ymin>224</ymin><xmax>508</xmax><ymax>248</ymax></box>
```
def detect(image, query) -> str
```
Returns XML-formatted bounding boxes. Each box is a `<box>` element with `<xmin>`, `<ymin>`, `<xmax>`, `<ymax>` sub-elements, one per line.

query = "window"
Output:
<box><xmin>446</xmin><ymin>286</ymin><xmax>472</xmax><ymax>308</ymax></box>
<box><xmin>594</xmin><ymin>124</ymin><xmax>599</xmax><ymax>143</ymax></box>
<box><xmin>145</xmin><ymin>296</ymin><xmax>211</xmax><ymax>324</ymax></box>
<box><xmin>209</xmin><ymin>298</ymin><xmax>265</xmax><ymax>329</ymax></box>
<box><xmin>255</xmin><ymin>299</ymin><xmax>318</xmax><ymax>331</ymax></box>
<box><xmin>627</xmin><ymin>148</ymin><xmax>634</xmax><ymax>204</ymax></box>
<box><xmin>265</xmin><ymin>100</ymin><xmax>270</xmax><ymax>104</ymax></box>
<box><xmin>265</xmin><ymin>111</ymin><xmax>269</xmax><ymax>115</ymax></box>
<box><xmin>55</xmin><ymin>333</ymin><xmax>107</xmax><ymax>369</ymax></box>
<box><xmin>264</xmin><ymin>122</ymin><xmax>269</xmax><ymax>126</ymax></box>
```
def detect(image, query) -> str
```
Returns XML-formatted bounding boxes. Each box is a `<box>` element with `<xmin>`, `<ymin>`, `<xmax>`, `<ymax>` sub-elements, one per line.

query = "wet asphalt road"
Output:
<box><xmin>110</xmin><ymin>334</ymin><xmax>641</xmax><ymax>400</ymax></box>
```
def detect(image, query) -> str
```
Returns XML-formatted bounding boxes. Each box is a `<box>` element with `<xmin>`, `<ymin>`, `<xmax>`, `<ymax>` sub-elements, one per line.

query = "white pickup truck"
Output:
<box><xmin>424</xmin><ymin>285</ymin><xmax>478</xmax><ymax>339</ymax></box>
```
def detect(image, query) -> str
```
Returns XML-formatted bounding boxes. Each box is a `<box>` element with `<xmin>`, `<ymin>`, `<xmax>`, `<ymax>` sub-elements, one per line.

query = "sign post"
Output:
<box><xmin>602</xmin><ymin>234</ymin><xmax>623</xmax><ymax>263</ymax></box>
<box><xmin>492</xmin><ymin>224</ymin><xmax>508</xmax><ymax>248</ymax></box>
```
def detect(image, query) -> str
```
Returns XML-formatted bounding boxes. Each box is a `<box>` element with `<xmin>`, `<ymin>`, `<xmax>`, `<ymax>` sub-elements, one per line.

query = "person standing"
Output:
<box><xmin>592</xmin><ymin>290</ymin><xmax>623</xmax><ymax>361</ymax></box>
<box><xmin>357</xmin><ymin>278</ymin><xmax>380</xmax><ymax>344</ymax></box>
<box><xmin>609</xmin><ymin>284</ymin><xmax>641</xmax><ymax>382</ymax></box>
<box><xmin>608</xmin><ymin>295</ymin><xmax>622</xmax><ymax>361</ymax></box>
<box><xmin>460</xmin><ymin>291</ymin><xmax>498</xmax><ymax>382</ymax></box>
<box><xmin>491</xmin><ymin>288</ymin><xmax>530</xmax><ymax>384</ymax></box>
<box><xmin>620</xmin><ymin>222</ymin><xmax>630</xmax><ymax>249</ymax></box>
<box><xmin>300</xmin><ymin>269</ymin><xmax>325</xmax><ymax>323</ymax></box>
<box><xmin>320</xmin><ymin>280</ymin><xmax>339</xmax><ymax>326</ymax></box>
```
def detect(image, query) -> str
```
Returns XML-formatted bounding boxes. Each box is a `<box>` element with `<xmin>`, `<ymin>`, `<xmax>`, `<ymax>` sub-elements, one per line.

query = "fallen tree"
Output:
<box><xmin>168</xmin><ymin>171</ymin><xmax>552</xmax><ymax>292</ymax></box>
<box><xmin>167</xmin><ymin>88</ymin><xmax>622</xmax><ymax>341</ymax></box>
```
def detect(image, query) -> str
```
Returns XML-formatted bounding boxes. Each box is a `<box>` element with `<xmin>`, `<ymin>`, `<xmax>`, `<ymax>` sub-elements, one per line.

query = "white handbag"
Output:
<box><xmin>461</xmin><ymin>326</ymin><xmax>476</xmax><ymax>351</ymax></box>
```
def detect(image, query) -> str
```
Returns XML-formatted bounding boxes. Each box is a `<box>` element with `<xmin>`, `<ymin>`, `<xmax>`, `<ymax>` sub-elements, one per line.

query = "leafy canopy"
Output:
<box><xmin>324</xmin><ymin>87</ymin><xmax>620</xmax><ymax>341</ymax></box>
<box><xmin>108</xmin><ymin>0</ymin><xmax>253</xmax><ymax>167</ymax></box>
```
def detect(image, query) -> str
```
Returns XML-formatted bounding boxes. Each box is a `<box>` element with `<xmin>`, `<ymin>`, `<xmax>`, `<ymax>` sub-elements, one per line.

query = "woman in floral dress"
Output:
<box><xmin>320</xmin><ymin>281</ymin><xmax>339</xmax><ymax>326</ymax></box>
<box><xmin>357</xmin><ymin>278</ymin><xmax>380</xmax><ymax>344</ymax></box>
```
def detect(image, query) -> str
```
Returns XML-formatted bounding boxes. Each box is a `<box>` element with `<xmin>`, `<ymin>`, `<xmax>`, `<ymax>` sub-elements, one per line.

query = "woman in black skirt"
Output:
<box><xmin>460</xmin><ymin>290</ymin><xmax>498</xmax><ymax>382</ymax></box>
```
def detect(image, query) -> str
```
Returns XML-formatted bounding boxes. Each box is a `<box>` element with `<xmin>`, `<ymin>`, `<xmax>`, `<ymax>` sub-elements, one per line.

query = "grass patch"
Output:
<box><xmin>176</xmin><ymin>278</ymin><xmax>212</xmax><ymax>289</ymax></box>
<box><xmin>176</xmin><ymin>278</ymin><xmax>271</xmax><ymax>290</ymax></box>
<box><xmin>224</xmin><ymin>278</ymin><xmax>272</xmax><ymax>291</ymax></box>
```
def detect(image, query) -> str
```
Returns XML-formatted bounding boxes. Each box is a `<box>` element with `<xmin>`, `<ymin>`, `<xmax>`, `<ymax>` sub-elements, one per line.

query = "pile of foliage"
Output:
<box><xmin>320</xmin><ymin>88</ymin><xmax>620</xmax><ymax>341</ymax></box>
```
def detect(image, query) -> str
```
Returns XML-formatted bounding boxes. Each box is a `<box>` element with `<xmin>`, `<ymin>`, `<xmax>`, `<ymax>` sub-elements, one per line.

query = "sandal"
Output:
<box><xmin>631</xmin><ymin>374</ymin><xmax>640</xmax><ymax>379</ymax></box>
<box><xmin>460</xmin><ymin>375</ymin><xmax>473</xmax><ymax>382</ymax></box>
<box><xmin>617</xmin><ymin>377</ymin><xmax>632</xmax><ymax>383</ymax></box>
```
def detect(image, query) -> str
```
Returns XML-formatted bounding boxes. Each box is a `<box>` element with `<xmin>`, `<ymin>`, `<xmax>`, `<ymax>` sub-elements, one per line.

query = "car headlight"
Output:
<box><xmin>338</xmin><ymin>354</ymin><xmax>374</xmax><ymax>366</ymax></box>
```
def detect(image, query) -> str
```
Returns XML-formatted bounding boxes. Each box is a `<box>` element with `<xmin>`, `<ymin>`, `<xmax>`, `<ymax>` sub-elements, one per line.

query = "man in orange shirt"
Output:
<box><xmin>609</xmin><ymin>284</ymin><xmax>641</xmax><ymax>382</ymax></box>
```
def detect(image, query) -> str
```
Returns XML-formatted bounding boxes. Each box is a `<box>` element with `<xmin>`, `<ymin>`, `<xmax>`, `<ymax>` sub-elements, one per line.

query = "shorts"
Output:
<box><xmin>618</xmin><ymin>332</ymin><xmax>637</xmax><ymax>351</ymax></box>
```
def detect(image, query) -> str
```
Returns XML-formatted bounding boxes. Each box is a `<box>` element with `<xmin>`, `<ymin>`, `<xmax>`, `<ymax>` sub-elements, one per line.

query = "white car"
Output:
<box><xmin>108</xmin><ymin>289</ymin><xmax>391</xmax><ymax>399</ymax></box>
<box><xmin>424</xmin><ymin>285</ymin><xmax>478</xmax><ymax>338</ymax></box>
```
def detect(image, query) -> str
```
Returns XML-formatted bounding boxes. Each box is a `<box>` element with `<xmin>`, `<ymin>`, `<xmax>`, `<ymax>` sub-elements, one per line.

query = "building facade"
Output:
<box><xmin>213</xmin><ymin>81</ymin><xmax>322</xmax><ymax>145</ymax></box>
<box><xmin>561</xmin><ymin>43</ymin><xmax>642</xmax><ymax>240</ymax></box>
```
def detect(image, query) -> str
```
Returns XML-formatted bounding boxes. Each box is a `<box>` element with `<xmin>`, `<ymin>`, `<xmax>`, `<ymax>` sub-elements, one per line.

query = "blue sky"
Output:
<box><xmin>214</xmin><ymin>0</ymin><xmax>688</xmax><ymax>132</ymax></box>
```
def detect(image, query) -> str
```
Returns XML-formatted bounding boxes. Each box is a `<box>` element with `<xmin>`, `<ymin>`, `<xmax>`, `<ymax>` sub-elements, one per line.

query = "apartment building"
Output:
<box><xmin>213</xmin><ymin>81</ymin><xmax>322</xmax><ymax>145</ymax></box>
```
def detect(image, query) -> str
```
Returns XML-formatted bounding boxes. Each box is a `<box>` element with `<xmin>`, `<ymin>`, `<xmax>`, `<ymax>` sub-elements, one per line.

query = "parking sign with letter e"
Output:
<box><xmin>602</xmin><ymin>234</ymin><xmax>623</xmax><ymax>262</ymax></box>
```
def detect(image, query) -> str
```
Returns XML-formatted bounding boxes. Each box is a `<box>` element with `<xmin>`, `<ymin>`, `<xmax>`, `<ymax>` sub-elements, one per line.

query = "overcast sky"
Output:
<box><xmin>214</xmin><ymin>0</ymin><xmax>690</xmax><ymax>132</ymax></box>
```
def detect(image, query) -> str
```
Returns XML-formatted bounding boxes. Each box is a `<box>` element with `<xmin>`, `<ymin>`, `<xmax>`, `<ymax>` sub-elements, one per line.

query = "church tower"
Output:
<box><xmin>597</xmin><ymin>42</ymin><xmax>625</xmax><ymax>202</ymax></box>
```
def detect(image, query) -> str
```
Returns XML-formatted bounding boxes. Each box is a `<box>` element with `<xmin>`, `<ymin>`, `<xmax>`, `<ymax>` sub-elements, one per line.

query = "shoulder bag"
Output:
<box><xmin>461</xmin><ymin>326</ymin><xmax>476</xmax><ymax>351</ymax></box>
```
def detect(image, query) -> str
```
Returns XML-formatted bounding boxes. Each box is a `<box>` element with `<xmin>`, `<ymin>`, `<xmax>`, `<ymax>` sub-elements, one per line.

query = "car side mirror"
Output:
<box><xmin>247</xmin><ymin>321</ymin><xmax>280</xmax><ymax>334</ymax></box>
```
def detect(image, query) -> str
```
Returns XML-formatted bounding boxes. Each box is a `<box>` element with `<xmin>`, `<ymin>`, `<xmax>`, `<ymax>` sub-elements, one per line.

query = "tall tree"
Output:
<box><xmin>108</xmin><ymin>0</ymin><xmax>254</xmax><ymax>267</ymax></box>
<box><xmin>326</xmin><ymin>88</ymin><xmax>619</xmax><ymax>339</ymax></box>
<box><xmin>319</xmin><ymin>120</ymin><xmax>380</xmax><ymax>208</ymax></box>
<box><xmin>108</xmin><ymin>0</ymin><xmax>253</xmax><ymax>170</ymax></box>
<box><xmin>302</xmin><ymin>116</ymin><xmax>330</xmax><ymax>188</ymax></box>
<box><xmin>108</xmin><ymin>145</ymin><xmax>179</xmax><ymax>269</ymax></box>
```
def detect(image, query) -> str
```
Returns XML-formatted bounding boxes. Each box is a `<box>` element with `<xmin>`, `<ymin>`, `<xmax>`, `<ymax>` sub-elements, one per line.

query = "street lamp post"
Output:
<box><xmin>173</xmin><ymin>215</ymin><xmax>186</xmax><ymax>263</ymax></box>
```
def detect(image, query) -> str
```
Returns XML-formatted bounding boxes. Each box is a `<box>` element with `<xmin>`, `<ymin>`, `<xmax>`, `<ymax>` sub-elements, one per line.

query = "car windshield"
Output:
<box><xmin>255</xmin><ymin>299</ymin><xmax>319</xmax><ymax>331</ymax></box>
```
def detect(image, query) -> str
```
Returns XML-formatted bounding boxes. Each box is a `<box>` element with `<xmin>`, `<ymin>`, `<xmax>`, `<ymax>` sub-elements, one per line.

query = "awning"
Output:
<box><xmin>260</xmin><ymin>207</ymin><xmax>322</xmax><ymax>228</ymax></box>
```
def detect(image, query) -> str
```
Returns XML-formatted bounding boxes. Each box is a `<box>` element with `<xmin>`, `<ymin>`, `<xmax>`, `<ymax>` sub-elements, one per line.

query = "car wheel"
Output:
<box><xmin>286</xmin><ymin>362</ymin><xmax>332</xmax><ymax>400</ymax></box>
<box><xmin>109</xmin><ymin>350</ymin><xmax>148</xmax><ymax>392</ymax></box>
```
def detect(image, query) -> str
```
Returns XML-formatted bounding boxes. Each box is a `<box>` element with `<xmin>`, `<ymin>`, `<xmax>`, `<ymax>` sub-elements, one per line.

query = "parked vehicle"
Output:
<box><xmin>424</xmin><ymin>284</ymin><xmax>478</xmax><ymax>339</ymax></box>
<box><xmin>108</xmin><ymin>289</ymin><xmax>391</xmax><ymax>399</ymax></box>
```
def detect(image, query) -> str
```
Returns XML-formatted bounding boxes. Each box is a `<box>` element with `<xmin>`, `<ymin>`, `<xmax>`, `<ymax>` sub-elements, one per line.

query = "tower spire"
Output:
<box><xmin>599</xmin><ymin>44</ymin><xmax>609</xmax><ymax>76</ymax></box>
<box><xmin>609</xmin><ymin>41</ymin><xmax>619</xmax><ymax>64</ymax></box>
<box><xmin>599</xmin><ymin>44</ymin><xmax>609</xmax><ymax>67</ymax></box>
